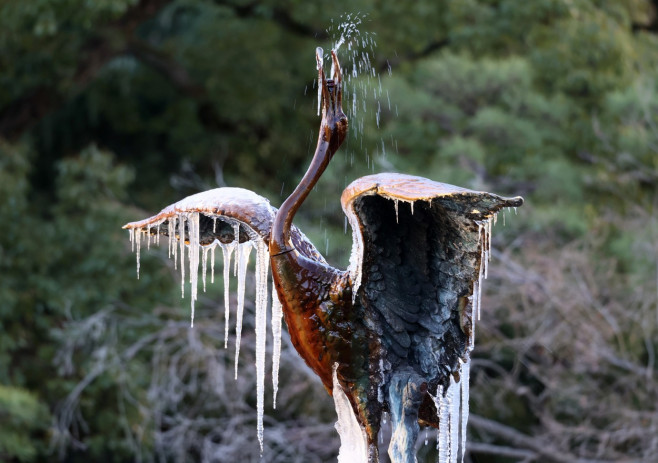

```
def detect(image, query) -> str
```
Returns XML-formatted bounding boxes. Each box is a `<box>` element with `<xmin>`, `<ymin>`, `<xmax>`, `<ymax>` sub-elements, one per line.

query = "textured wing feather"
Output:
<box><xmin>341</xmin><ymin>174</ymin><xmax>522</xmax><ymax>393</ymax></box>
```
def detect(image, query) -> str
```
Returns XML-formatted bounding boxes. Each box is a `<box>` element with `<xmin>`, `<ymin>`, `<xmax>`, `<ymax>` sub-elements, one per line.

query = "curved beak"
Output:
<box><xmin>316</xmin><ymin>48</ymin><xmax>347</xmax><ymax>150</ymax></box>
<box><xmin>316</xmin><ymin>48</ymin><xmax>345</xmax><ymax>121</ymax></box>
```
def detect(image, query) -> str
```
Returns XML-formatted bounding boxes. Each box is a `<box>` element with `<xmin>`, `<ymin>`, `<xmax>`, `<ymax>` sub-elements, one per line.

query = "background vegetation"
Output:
<box><xmin>1</xmin><ymin>0</ymin><xmax>657</xmax><ymax>461</ymax></box>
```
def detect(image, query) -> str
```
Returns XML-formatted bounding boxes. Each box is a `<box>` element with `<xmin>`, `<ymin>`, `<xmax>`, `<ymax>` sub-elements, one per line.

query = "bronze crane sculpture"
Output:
<box><xmin>124</xmin><ymin>48</ymin><xmax>523</xmax><ymax>463</ymax></box>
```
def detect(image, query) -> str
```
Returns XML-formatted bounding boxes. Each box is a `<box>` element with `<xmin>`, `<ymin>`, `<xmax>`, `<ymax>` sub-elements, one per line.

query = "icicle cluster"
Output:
<box><xmin>430</xmin><ymin>357</ymin><xmax>473</xmax><ymax>463</ymax></box>
<box><xmin>129</xmin><ymin>212</ymin><xmax>284</xmax><ymax>453</ymax></box>
<box><xmin>469</xmin><ymin>214</ymin><xmax>495</xmax><ymax>350</ymax></box>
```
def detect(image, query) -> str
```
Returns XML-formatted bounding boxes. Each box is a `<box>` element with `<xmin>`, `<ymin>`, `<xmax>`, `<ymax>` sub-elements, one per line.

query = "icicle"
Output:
<box><xmin>167</xmin><ymin>216</ymin><xmax>175</xmax><ymax>260</ymax></box>
<box><xmin>255</xmin><ymin>239</ymin><xmax>269</xmax><ymax>453</ymax></box>
<box><xmin>233</xmin><ymin>223</ymin><xmax>240</xmax><ymax>277</ymax></box>
<box><xmin>211</xmin><ymin>245</ymin><xmax>216</xmax><ymax>284</ymax></box>
<box><xmin>333</xmin><ymin>364</ymin><xmax>368</xmax><ymax>463</ymax></box>
<box><xmin>460</xmin><ymin>357</ymin><xmax>471</xmax><ymax>463</ymax></box>
<box><xmin>213</xmin><ymin>216</ymin><xmax>217</xmax><ymax>233</ymax></box>
<box><xmin>448</xmin><ymin>376</ymin><xmax>460</xmax><ymax>463</ymax></box>
<box><xmin>234</xmin><ymin>242</ymin><xmax>253</xmax><ymax>379</ymax></box>
<box><xmin>129</xmin><ymin>228</ymin><xmax>134</xmax><ymax>252</ymax></box>
<box><xmin>156</xmin><ymin>222</ymin><xmax>160</xmax><ymax>245</ymax></box>
<box><xmin>469</xmin><ymin>287</ymin><xmax>476</xmax><ymax>350</ymax></box>
<box><xmin>484</xmin><ymin>218</ymin><xmax>492</xmax><ymax>280</ymax></box>
<box><xmin>271</xmin><ymin>276</ymin><xmax>283</xmax><ymax>409</ymax></box>
<box><xmin>188</xmin><ymin>213</ymin><xmax>200</xmax><ymax>328</ymax></box>
<box><xmin>178</xmin><ymin>215</ymin><xmax>186</xmax><ymax>296</ymax></box>
<box><xmin>135</xmin><ymin>229</ymin><xmax>141</xmax><ymax>279</ymax></box>
<box><xmin>202</xmin><ymin>246</ymin><xmax>209</xmax><ymax>292</ymax></box>
<box><xmin>147</xmin><ymin>224</ymin><xmax>151</xmax><ymax>250</ymax></box>
<box><xmin>410</xmin><ymin>201</ymin><xmax>414</xmax><ymax>215</ymax></box>
<box><xmin>487</xmin><ymin>216</ymin><xmax>495</xmax><ymax>260</ymax></box>
<box><xmin>435</xmin><ymin>386</ymin><xmax>449</xmax><ymax>462</ymax></box>
<box><xmin>394</xmin><ymin>199</ymin><xmax>399</xmax><ymax>223</ymax></box>
<box><xmin>221</xmin><ymin>242</ymin><xmax>235</xmax><ymax>348</ymax></box>
<box><xmin>473</xmin><ymin>280</ymin><xmax>480</xmax><ymax>322</ymax></box>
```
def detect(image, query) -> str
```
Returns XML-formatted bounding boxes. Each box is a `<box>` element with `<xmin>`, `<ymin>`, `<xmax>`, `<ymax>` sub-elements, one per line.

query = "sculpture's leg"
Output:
<box><xmin>387</xmin><ymin>370</ymin><xmax>426</xmax><ymax>463</ymax></box>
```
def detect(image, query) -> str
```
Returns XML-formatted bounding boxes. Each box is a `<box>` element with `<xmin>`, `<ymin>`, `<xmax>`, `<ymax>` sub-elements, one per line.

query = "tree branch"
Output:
<box><xmin>213</xmin><ymin>0</ymin><xmax>328</xmax><ymax>39</ymax></box>
<box><xmin>0</xmin><ymin>0</ymin><xmax>172</xmax><ymax>140</ymax></box>
<box><xmin>126</xmin><ymin>36</ymin><xmax>267</xmax><ymax>137</ymax></box>
<box><xmin>468</xmin><ymin>415</ymin><xmax>617</xmax><ymax>463</ymax></box>
<box><xmin>466</xmin><ymin>442</ymin><xmax>537</xmax><ymax>461</ymax></box>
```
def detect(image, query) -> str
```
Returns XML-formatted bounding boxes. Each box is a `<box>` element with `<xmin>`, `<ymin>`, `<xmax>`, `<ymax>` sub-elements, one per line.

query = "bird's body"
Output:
<box><xmin>124</xmin><ymin>49</ymin><xmax>522</xmax><ymax>463</ymax></box>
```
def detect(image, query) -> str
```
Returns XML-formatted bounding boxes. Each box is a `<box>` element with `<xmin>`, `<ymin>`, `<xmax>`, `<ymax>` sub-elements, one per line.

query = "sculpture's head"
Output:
<box><xmin>316</xmin><ymin>48</ymin><xmax>348</xmax><ymax>153</ymax></box>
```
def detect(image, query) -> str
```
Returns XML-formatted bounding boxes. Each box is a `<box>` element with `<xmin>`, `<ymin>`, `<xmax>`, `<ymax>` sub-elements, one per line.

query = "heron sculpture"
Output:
<box><xmin>124</xmin><ymin>48</ymin><xmax>523</xmax><ymax>463</ymax></box>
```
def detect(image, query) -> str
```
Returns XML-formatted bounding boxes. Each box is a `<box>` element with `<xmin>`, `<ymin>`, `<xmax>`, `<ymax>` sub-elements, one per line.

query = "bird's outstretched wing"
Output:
<box><xmin>341</xmin><ymin>173</ymin><xmax>523</xmax><ymax>395</ymax></box>
<box><xmin>123</xmin><ymin>187</ymin><xmax>325</xmax><ymax>263</ymax></box>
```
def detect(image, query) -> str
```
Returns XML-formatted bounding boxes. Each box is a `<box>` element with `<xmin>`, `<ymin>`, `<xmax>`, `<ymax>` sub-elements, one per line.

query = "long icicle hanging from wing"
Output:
<box><xmin>128</xmin><ymin>209</ymin><xmax>275</xmax><ymax>454</ymax></box>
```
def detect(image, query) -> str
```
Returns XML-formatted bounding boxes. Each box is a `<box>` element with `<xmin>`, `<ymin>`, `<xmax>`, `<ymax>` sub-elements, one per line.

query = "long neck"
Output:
<box><xmin>270</xmin><ymin>125</ymin><xmax>334</xmax><ymax>254</ymax></box>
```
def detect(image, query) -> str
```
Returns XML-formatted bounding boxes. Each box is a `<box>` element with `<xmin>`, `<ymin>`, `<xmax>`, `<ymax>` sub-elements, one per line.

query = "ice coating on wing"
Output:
<box><xmin>333</xmin><ymin>364</ymin><xmax>368</xmax><ymax>463</ymax></box>
<box><xmin>271</xmin><ymin>276</ymin><xmax>283</xmax><ymax>408</ymax></box>
<box><xmin>234</xmin><ymin>242</ymin><xmax>252</xmax><ymax>380</ymax></box>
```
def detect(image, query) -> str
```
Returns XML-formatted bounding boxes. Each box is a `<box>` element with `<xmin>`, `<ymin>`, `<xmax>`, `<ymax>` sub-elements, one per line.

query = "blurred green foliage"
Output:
<box><xmin>1</xmin><ymin>0</ymin><xmax>657</xmax><ymax>461</ymax></box>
